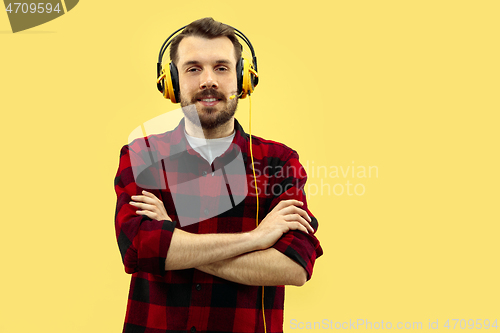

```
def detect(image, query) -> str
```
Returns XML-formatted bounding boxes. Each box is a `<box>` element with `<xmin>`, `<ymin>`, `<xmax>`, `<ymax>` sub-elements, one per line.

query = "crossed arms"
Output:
<box><xmin>129</xmin><ymin>190</ymin><xmax>314</xmax><ymax>286</ymax></box>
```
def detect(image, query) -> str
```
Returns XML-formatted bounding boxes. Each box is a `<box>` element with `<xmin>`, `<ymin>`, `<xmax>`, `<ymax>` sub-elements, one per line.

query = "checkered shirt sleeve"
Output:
<box><xmin>114</xmin><ymin>143</ymin><xmax>177</xmax><ymax>276</ymax></box>
<box><xmin>263</xmin><ymin>148</ymin><xmax>323</xmax><ymax>280</ymax></box>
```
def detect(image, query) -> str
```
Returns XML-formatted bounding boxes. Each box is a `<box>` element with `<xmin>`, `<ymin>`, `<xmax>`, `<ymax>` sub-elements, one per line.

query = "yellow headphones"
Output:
<box><xmin>156</xmin><ymin>25</ymin><xmax>259</xmax><ymax>103</ymax></box>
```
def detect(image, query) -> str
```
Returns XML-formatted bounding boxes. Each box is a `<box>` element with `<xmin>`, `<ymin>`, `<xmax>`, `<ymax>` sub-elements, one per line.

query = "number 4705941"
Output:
<box><xmin>5</xmin><ymin>3</ymin><xmax>61</xmax><ymax>14</ymax></box>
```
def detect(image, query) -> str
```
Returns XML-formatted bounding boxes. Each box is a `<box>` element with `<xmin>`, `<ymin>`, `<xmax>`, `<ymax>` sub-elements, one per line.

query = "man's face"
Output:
<box><xmin>177</xmin><ymin>36</ymin><xmax>239</xmax><ymax>130</ymax></box>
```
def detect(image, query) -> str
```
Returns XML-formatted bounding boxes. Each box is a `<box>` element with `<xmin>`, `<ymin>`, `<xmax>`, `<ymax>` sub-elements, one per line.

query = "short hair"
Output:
<box><xmin>169</xmin><ymin>17</ymin><xmax>242</xmax><ymax>66</ymax></box>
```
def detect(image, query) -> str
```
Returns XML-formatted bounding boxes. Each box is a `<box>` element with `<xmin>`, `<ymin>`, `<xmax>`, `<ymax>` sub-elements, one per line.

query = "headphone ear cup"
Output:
<box><xmin>169</xmin><ymin>62</ymin><xmax>180</xmax><ymax>103</ymax></box>
<box><xmin>157</xmin><ymin>63</ymin><xmax>165</xmax><ymax>94</ymax></box>
<box><xmin>157</xmin><ymin>76</ymin><xmax>164</xmax><ymax>94</ymax></box>
<box><xmin>240</xmin><ymin>58</ymin><xmax>257</xmax><ymax>99</ymax></box>
<box><xmin>236</xmin><ymin>58</ymin><xmax>244</xmax><ymax>96</ymax></box>
<box><xmin>251</xmin><ymin>68</ymin><xmax>259</xmax><ymax>88</ymax></box>
<box><xmin>163</xmin><ymin>62</ymin><xmax>179</xmax><ymax>103</ymax></box>
<box><xmin>164</xmin><ymin>64</ymin><xmax>173</xmax><ymax>101</ymax></box>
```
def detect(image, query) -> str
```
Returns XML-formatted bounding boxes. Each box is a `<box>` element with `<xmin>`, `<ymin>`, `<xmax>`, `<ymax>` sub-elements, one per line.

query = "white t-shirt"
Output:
<box><xmin>184</xmin><ymin>130</ymin><xmax>236</xmax><ymax>165</ymax></box>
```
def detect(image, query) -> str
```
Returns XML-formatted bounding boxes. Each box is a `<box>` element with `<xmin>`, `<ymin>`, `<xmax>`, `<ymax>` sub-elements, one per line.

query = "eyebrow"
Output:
<box><xmin>181</xmin><ymin>59</ymin><xmax>232</xmax><ymax>67</ymax></box>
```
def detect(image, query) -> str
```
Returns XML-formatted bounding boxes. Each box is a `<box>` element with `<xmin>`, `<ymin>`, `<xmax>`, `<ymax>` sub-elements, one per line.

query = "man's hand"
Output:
<box><xmin>249</xmin><ymin>199</ymin><xmax>314</xmax><ymax>250</ymax></box>
<box><xmin>129</xmin><ymin>190</ymin><xmax>171</xmax><ymax>221</ymax></box>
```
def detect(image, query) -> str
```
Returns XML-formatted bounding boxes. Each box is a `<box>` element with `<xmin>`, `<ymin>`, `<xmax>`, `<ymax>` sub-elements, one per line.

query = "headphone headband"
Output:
<box><xmin>157</xmin><ymin>25</ymin><xmax>258</xmax><ymax>73</ymax></box>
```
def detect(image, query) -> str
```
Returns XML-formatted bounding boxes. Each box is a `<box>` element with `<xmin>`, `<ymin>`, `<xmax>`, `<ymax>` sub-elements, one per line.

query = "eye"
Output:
<box><xmin>215</xmin><ymin>66</ymin><xmax>228</xmax><ymax>71</ymax></box>
<box><xmin>187</xmin><ymin>67</ymin><xmax>200</xmax><ymax>73</ymax></box>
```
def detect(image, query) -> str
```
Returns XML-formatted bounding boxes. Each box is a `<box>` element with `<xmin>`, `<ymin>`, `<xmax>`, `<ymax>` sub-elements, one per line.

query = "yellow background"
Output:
<box><xmin>1</xmin><ymin>1</ymin><xmax>499</xmax><ymax>332</ymax></box>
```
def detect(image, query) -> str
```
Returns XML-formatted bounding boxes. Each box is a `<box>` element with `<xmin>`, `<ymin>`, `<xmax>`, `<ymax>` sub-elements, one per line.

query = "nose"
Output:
<box><xmin>200</xmin><ymin>70</ymin><xmax>218</xmax><ymax>90</ymax></box>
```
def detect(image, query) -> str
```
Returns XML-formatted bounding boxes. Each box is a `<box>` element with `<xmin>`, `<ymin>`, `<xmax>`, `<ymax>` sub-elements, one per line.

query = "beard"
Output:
<box><xmin>180</xmin><ymin>88</ymin><xmax>238</xmax><ymax>130</ymax></box>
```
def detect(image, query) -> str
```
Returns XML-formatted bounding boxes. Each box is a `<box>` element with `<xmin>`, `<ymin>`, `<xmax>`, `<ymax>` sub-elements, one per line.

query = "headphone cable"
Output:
<box><xmin>248</xmin><ymin>94</ymin><xmax>267</xmax><ymax>333</ymax></box>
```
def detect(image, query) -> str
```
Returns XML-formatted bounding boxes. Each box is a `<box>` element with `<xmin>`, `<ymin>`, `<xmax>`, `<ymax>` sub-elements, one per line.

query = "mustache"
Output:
<box><xmin>191</xmin><ymin>89</ymin><xmax>226</xmax><ymax>103</ymax></box>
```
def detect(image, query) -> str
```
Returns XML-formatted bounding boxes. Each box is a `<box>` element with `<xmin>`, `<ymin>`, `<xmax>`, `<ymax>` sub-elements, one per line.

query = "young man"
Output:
<box><xmin>114</xmin><ymin>17</ymin><xmax>322</xmax><ymax>333</ymax></box>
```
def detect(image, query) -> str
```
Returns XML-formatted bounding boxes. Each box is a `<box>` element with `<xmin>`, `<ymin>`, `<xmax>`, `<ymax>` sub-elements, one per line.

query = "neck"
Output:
<box><xmin>184</xmin><ymin>117</ymin><xmax>235</xmax><ymax>139</ymax></box>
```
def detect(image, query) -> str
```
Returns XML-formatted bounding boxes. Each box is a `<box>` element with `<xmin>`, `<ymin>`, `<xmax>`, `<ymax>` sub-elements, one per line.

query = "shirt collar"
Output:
<box><xmin>169</xmin><ymin>118</ymin><xmax>249</xmax><ymax>164</ymax></box>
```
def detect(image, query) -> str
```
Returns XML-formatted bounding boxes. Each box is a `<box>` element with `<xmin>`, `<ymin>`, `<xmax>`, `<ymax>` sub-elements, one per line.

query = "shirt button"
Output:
<box><xmin>202</xmin><ymin>171</ymin><xmax>207</xmax><ymax>177</ymax></box>
<box><xmin>196</xmin><ymin>284</ymin><xmax>201</xmax><ymax>291</ymax></box>
<box><xmin>191</xmin><ymin>327</ymin><xmax>196</xmax><ymax>333</ymax></box>
<box><xmin>204</xmin><ymin>208</ymin><xmax>209</xmax><ymax>216</ymax></box>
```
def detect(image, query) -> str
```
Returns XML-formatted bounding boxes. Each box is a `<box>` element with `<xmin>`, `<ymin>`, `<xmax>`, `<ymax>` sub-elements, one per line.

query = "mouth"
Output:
<box><xmin>197</xmin><ymin>96</ymin><xmax>222</xmax><ymax>107</ymax></box>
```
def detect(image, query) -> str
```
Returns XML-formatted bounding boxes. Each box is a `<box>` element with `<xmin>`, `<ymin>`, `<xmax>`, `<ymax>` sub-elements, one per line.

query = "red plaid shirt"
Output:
<box><xmin>114</xmin><ymin>118</ymin><xmax>323</xmax><ymax>333</ymax></box>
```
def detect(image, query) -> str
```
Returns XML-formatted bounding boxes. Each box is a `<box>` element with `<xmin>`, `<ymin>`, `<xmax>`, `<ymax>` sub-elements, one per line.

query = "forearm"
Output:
<box><xmin>165</xmin><ymin>229</ymin><xmax>257</xmax><ymax>270</ymax></box>
<box><xmin>196</xmin><ymin>248</ymin><xmax>307</xmax><ymax>286</ymax></box>
<box><xmin>129</xmin><ymin>189</ymin><xmax>314</xmax><ymax>273</ymax></box>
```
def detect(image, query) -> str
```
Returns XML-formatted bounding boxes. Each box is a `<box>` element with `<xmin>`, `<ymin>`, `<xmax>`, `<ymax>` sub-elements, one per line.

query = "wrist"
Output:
<box><xmin>246</xmin><ymin>230</ymin><xmax>265</xmax><ymax>251</ymax></box>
